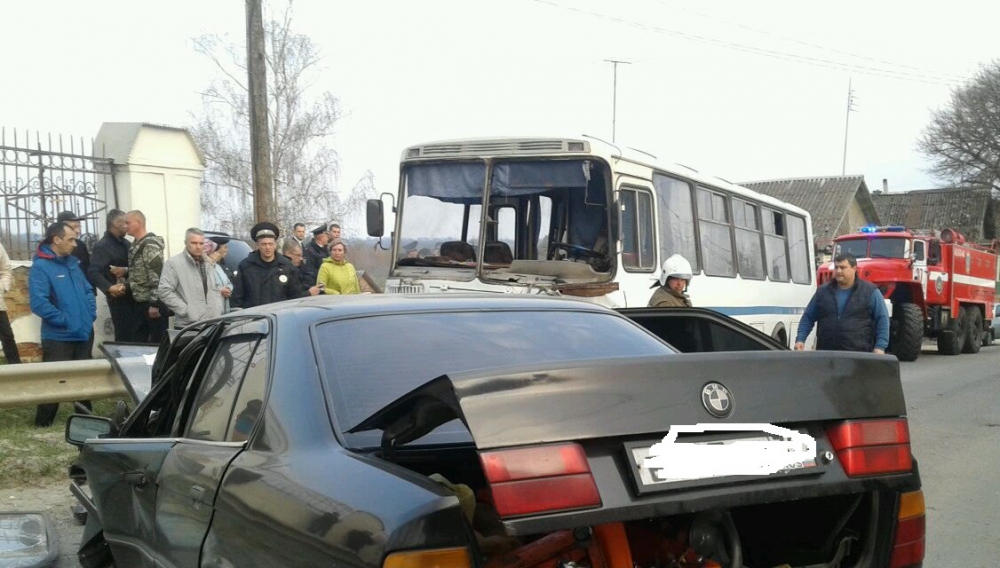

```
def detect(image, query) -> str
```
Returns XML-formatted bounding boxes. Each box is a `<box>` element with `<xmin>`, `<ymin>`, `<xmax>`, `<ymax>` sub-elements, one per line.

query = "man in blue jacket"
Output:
<box><xmin>795</xmin><ymin>253</ymin><xmax>889</xmax><ymax>354</ymax></box>
<box><xmin>30</xmin><ymin>222</ymin><xmax>97</xmax><ymax>427</ymax></box>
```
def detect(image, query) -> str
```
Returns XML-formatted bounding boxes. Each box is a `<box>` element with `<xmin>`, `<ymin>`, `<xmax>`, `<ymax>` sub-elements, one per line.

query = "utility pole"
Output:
<box><xmin>604</xmin><ymin>59</ymin><xmax>631</xmax><ymax>142</ymax></box>
<box><xmin>246</xmin><ymin>0</ymin><xmax>275</xmax><ymax>223</ymax></box>
<box><xmin>841</xmin><ymin>78</ymin><xmax>858</xmax><ymax>175</ymax></box>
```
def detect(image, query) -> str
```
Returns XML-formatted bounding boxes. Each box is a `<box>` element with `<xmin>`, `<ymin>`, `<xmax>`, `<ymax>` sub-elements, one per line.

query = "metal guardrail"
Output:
<box><xmin>0</xmin><ymin>359</ymin><xmax>129</xmax><ymax>408</ymax></box>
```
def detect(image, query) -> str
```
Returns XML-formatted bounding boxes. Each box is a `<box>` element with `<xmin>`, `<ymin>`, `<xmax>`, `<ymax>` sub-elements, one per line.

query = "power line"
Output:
<box><xmin>532</xmin><ymin>0</ymin><xmax>968</xmax><ymax>87</ymax></box>
<box><xmin>660</xmin><ymin>2</ymin><xmax>971</xmax><ymax>83</ymax></box>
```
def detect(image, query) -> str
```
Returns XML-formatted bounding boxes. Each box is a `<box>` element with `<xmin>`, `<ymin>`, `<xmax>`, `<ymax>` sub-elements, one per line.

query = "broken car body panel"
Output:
<box><xmin>67</xmin><ymin>295</ymin><xmax>922</xmax><ymax>568</ymax></box>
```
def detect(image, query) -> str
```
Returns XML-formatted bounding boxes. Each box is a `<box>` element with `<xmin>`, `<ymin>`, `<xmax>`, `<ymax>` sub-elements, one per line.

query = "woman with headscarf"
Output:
<box><xmin>204</xmin><ymin>235</ymin><xmax>235</xmax><ymax>312</ymax></box>
<box><xmin>317</xmin><ymin>240</ymin><xmax>361</xmax><ymax>295</ymax></box>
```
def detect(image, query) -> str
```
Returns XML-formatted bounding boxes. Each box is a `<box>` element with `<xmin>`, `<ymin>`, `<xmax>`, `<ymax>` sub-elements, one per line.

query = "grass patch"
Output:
<box><xmin>0</xmin><ymin>399</ymin><xmax>117</xmax><ymax>487</ymax></box>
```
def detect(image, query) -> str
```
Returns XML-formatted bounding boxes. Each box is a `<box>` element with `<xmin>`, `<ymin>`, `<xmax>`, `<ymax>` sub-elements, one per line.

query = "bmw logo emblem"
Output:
<box><xmin>702</xmin><ymin>382</ymin><xmax>734</xmax><ymax>418</ymax></box>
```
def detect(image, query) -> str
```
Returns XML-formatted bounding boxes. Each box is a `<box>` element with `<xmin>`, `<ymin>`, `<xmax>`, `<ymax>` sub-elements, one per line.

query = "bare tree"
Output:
<box><xmin>191</xmin><ymin>2</ymin><xmax>372</xmax><ymax>236</ymax></box>
<box><xmin>919</xmin><ymin>60</ymin><xmax>1000</xmax><ymax>192</ymax></box>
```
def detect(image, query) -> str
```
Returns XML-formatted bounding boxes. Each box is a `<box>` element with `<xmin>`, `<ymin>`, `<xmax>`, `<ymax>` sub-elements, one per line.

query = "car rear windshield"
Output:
<box><xmin>315</xmin><ymin>309</ymin><xmax>674</xmax><ymax>447</ymax></box>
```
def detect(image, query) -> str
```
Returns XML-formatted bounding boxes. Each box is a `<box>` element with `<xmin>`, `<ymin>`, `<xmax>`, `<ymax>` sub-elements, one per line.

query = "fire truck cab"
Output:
<box><xmin>819</xmin><ymin>226</ymin><xmax>999</xmax><ymax>361</ymax></box>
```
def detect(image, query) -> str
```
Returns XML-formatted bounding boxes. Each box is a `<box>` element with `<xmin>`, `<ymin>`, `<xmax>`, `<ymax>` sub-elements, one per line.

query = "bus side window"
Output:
<box><xmin>733</xmin><ymin>198</ymin><xmax>764</xmax><ymax>280</ymax></box>
<box><xmin>762</xmin><ymin>208</ymin><xmax>789</xmax><ymax>282</ymax></box>
<box><xmin>787</xmin><ymin>215</ymin><xmax>811</xmax><ymax>285</ymax></box>
<box><xmin>696</xmin><ymin>187</ymin><xmax>735</xmax><ymax>277</ymax></box>
<box><xmin>653</xmin><ymin>174</ymin><xmax>699</xmax><ymax>272</ymax></box>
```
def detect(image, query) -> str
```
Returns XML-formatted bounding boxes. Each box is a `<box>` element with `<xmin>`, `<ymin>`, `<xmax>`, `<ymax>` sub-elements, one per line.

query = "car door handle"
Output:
<box><xmin>189</xmin><ymin>485</ymin><xmax>206</xmax><ymax>503</ymax></box>
<box><xmin>123</xmin><ymin>472</ymin><xmax>148</xmax><ymax>487</ymax></box>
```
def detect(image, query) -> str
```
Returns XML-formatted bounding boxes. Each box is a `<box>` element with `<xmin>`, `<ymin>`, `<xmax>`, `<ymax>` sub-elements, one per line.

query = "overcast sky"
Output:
<box><xmin>2</xmin><ymin>0</ymin><xmax>997</xmax><ymax>226</ymax></box>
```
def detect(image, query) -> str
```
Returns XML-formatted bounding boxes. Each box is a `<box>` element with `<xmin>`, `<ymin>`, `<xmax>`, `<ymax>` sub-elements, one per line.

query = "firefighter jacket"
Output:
<box><xmin>648</xmin><ymin>286</ymin><xmax>691</xmax><ymax>308</ymax></box>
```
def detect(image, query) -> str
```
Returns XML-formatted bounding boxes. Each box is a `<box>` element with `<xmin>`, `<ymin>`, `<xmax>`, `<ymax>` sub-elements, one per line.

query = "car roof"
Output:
<box><xmin>234</xmin><ymin>293</ymin><xmax>616</xmax><ymax>324</ymax></box>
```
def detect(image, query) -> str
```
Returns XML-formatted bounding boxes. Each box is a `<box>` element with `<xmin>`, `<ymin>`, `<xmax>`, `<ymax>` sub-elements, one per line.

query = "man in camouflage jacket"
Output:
<box><xmin>125</xmin><ymin>210</ymin><xmax>167</xmax><ymax>344</ymax></box>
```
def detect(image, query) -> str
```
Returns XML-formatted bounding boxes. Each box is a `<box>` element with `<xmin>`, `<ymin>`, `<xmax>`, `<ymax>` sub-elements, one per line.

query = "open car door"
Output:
<box><xmin>78</xmin><ymin>325</ymin><xmax>222</xmax><ymax>567</ymax></box>
<box><xmin>99</xmin><ymin>342</ymin><xmax>161</xmax><ymax>405</ymax></box>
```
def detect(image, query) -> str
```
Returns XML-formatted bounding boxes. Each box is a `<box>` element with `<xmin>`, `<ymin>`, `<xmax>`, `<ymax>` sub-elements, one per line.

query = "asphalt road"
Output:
<box><xmin>903</xmin><ymin>341</ymin><xmax>1000</xmax><ymax>567</ymax></box>
<box><xmin>41</xmin><ymin>343</ymin><xmax>1000</xmax><ymax>567</ymax></box>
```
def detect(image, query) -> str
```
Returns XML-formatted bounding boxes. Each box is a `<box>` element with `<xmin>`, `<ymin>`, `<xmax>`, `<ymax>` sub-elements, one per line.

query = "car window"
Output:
<box><xmin>187</xmin><ymin>336</ymin><xmax>262</xmax><ymax>441</ymax></box>
<box><xmin>316</xmin><ymin>310</ymin><xmax>674</xmax><ymax>447</ymax></box>
<box><xmin>227</xmin><ymin>339</ymin><xmax>269</xmax><ymax>442</ymax></box>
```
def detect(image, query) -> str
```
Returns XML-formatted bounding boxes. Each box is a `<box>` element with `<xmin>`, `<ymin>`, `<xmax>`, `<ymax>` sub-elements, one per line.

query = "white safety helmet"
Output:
<box><xmin>659</xmin><ymin>254</ymin><xmax>693</xmax><ymax>287</ymax></box>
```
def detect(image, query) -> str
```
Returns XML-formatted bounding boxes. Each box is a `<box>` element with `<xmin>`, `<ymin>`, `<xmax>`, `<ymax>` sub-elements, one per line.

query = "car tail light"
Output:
<box><xmin>383</xmin><ymin>547</ymin><xmax>471</xmax><ymax>568</ymax></box>
<box><xmin>890</xmin><ymin>490</ymin><xmax>926</xmax><ymax>568</ymax></box>
<box><xmin>826</xmin><ymin>419</ymin><xmax>912</xmax><ymax>477</ymax></box>
<box><xmin>480</xmin><ymin>443</ymin><xmax>601</xmax><ymax>518</ymax></box>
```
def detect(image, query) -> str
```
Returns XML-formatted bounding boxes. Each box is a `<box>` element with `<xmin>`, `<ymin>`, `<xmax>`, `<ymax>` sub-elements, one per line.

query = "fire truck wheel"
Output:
<box><xmin>889</xmin><ymin>303</ymin><xmax>923</xmax><ymax>362</ymax></box>
<box><xmin>937</xmin><ymin>306</ymin><xmax>966</xmax><ymax>356</ymax></box>
<box><xmin>984</xmin><ymin>327</ymin><xmax>995</xmax><ymax>347</ymax></box>
<box><xmin>963</xmin><ymin>307</ymin><xmax>983</xmax><ymax>354</ymax></box>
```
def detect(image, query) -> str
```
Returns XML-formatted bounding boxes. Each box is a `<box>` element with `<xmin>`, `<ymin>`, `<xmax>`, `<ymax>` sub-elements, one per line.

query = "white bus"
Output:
<box><xmin>367</xmin><ymin>136</ymin><xmax>815</xmax><ymax>347</ymax></box>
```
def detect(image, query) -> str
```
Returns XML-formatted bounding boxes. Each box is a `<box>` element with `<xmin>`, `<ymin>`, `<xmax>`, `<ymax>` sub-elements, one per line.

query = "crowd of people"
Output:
<box><xmin>9</xmin><ymin>211</ymin><xmax>890</xmax><ymax>426</ymax></box>
<box><xmin>11</xmin><ymin>211</ymin><xmax>360</xmax><ymax>426</ymax></box>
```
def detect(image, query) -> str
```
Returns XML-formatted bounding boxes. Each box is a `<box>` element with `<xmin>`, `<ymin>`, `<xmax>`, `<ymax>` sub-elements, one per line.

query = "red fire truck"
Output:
<box><xmin>818</xmin><ymin>226</ymin><xmax>999</xmax><ymax>361</ymax></box>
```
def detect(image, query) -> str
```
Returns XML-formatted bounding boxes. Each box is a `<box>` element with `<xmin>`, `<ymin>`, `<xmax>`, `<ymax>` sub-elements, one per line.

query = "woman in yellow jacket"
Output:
<box><xmin>317</xmin><ymin>241</ymin><xmax>361</xmax><ymax>294</ymax></box>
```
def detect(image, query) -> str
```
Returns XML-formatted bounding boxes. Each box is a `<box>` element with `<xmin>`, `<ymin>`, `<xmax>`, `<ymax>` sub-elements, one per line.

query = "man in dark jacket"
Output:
<box><xmin>282</xmin><ymin>238</ymin><xmax>323</xmax><ymax>294</ymax></box>
<box><xmin>30</xmin><ymin>222</ymin><xmax>97</xmax><ymax>427</ymax></box>
<box><xmin>302</xmin><ymin>224</ymin><xmax>329</xmax><ymax>285</ymax></box>
<box><xmin>233</xmin><ymin>222</ymin><xmax>317</xmax><ymax>309</ymax></box>
<box><xmin>58</xmin><ymin>211</ymin><xmax>94</xmax><ymax>294</ymax></box>
<box><xmin>88</xmin><ymin>209</ymin><xmax>142</xmax><ymax>341</ymax></box>
<box><xmin>795</xmin><ymin>253</ymin><xmax>889</xmax><ymax>353</ymax></box>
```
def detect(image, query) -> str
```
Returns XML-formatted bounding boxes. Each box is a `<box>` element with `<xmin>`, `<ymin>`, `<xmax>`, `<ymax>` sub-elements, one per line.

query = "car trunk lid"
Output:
<box><xmin>349</xmin><ymin>351</ymin><xmax>904</xmax><ymax>451</ymax></box>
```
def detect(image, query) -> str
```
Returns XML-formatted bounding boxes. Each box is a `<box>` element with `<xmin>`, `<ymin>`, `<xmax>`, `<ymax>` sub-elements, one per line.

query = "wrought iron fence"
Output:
<box><xmin>0</xmin><ymin>128</ymin><xmax>115</xmax><ymax>260</ymax></box>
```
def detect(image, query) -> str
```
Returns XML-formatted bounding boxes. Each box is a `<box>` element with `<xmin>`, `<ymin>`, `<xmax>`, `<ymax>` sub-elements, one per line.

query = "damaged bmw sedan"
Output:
<box><xmin>65</xmin><ymin>294</ymin><xmax>924</xmax><ymax>568</ymax></box>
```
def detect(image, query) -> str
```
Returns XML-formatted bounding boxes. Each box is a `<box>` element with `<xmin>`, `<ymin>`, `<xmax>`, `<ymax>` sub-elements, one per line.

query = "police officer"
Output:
<box><xmin>232</xmin><ymin>222</ymin><xmax>309</xmax><ymax>309</ymax></box>
<box><xmin>302</xmin><ymin>224</ymin><xmax>329</xmax><ymax>284</ymax></box>
<box><xmin>649</xmin><ymin>254</ymin><xmax>693</xmax><ymax>308</ymax></box>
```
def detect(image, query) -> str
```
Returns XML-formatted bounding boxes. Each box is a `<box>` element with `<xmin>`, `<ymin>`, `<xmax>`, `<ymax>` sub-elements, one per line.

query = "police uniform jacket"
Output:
<box><xmin>232</xmin><ymin>251</ymin><xmax>306</xmax><ymax>309</ymax></box>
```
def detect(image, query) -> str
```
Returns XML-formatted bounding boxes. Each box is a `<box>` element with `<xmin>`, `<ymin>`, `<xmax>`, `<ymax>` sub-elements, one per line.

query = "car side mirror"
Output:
<box><xmin>65</xmin><ymin>415</ymin><xmax>114</xmax><ymax>447</ymax></box>
<box><xmin>366</xmin><ymin>199</ymin><xmax>384</xmax><ymax>238</ymax></box>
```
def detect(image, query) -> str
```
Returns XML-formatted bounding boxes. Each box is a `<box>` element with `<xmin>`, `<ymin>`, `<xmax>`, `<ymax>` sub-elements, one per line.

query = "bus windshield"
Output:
<box><xmin>395</xmin><ymin>160</ymin><xmax>612</xmax><ymax>281</ymax></box>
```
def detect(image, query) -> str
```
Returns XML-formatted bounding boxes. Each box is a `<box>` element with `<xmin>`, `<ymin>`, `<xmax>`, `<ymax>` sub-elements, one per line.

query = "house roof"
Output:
<box><xmin>871</xmin><ymin>187</ymin><xmax>996</xmax><ymax>242</ymax></box>
<box><xmin>740</xmin><ymin>176</ymin><xmax>879</xmax><ymax>245</ymax></box>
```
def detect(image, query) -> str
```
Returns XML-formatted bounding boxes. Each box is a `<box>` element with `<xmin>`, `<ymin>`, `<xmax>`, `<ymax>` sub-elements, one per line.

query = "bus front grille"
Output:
<box><xmin>387</xmin><ymin>284</ymin><xmax>426</xmax><ymax>294</ymax></box>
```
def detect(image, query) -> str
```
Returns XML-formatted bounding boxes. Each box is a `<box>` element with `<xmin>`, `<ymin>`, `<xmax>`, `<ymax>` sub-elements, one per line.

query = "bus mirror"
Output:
<box><xmin>366</xmin><ymin>199</ymin><xmax>384</xmax><ymax>237</ymax></box>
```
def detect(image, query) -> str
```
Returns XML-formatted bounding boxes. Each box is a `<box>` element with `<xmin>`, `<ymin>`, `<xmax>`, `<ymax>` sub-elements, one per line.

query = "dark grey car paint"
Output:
<box><xmin>351</xmin><ymin>352</ymin><xmax>904</xmax><ymax>450</ymax></box>
<box><xmin>73</xmin><ymin>295</ymin><xmax>920</xmax><ymax>567</ymax></box>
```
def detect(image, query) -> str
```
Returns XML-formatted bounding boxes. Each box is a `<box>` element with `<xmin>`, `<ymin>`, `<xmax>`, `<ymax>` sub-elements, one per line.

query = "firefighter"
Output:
<box><xmin>649</xmin><ymin>254</ymin><xmax>693</xmax><ymax>308</ymax></box>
